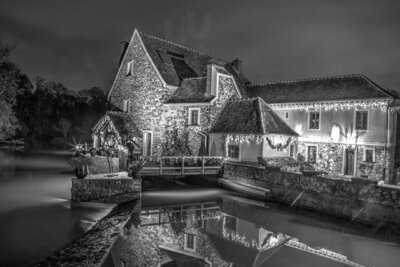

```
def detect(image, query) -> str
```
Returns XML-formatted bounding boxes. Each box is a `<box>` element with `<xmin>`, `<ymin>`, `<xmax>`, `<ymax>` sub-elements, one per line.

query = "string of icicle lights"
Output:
<box><xmin>226</xmin><ymin>134</ymin><xmax>292</xmax><ymax>145</ymax></box>
<box><xmin>270</xmin><ymin>100</ymin><xmax>389</xmax><ymax>111</ymax></box>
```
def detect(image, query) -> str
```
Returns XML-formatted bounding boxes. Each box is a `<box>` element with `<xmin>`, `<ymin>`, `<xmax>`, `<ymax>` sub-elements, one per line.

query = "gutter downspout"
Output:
<box><xmin>384</xmin><ymin>102</ymin><xmax>390</xmax><ymax>183</ymax></box>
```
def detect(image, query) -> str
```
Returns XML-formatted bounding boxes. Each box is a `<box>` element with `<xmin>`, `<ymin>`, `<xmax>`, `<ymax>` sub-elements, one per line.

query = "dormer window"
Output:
<box><xmin>122</xmin><ymin>99</ymin><xmax>131</xmax><ymax>112</ymax></box>
<box><xmin>126</xmin><ymin>61</ymin><xmax>133</xmax><ymax>76</ymax></box>
<box><xmin>188</xmin><ymin>108</ymin><xmax>200</xmax><ymax>126</ymax></box>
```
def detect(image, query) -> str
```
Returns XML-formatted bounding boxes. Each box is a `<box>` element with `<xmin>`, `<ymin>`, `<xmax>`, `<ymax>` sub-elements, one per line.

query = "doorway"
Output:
<box><xmin>344</xmin><ymin>148</ymin><xmax>355</xmax><ymax>176</ymax></box>
<box><xmin>143</xmin><ymin>131</ymin><xmax>152</xmax><ymax>157</ymax></box>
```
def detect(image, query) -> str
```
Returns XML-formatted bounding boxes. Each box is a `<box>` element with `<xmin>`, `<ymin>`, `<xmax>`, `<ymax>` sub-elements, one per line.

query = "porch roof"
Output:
<box><xmin>210</xmin><ymin>98</ymin><xmax>298</xmax><ymax>136</ymax></box>
<box><xmin>93</xmin><ymin>111</ymin><xmax>141</xmax><ymax>138</ymax></box>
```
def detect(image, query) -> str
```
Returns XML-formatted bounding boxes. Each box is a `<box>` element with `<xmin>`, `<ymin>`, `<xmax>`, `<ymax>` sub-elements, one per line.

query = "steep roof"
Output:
<box><xmin>165</xmin><ymin>77</ymin><xmax>215</xmax><ymax>104</ymax></box>
<box><xmin>105</xmin><ymin>111</ymin><xmax>141</xmax><ymax>138</ymax></box>
<box><xmin>140</xmin><ymin>32</ymin><xmax>221</xmax><ymax>87</ymax></box>
<box><xmin>246</xmin><ymin>74</ymin><xmax>395</xmax><ymax>104</ymax></box>
<box><xmin>210</xmin><ymin>98</ymin><xmax>298</xmax><ymax>136</ymax></box>
<box><xmin>138</xmin><ymin>31</ymin><xmax>249</xmax><ymax>101</ymax></box>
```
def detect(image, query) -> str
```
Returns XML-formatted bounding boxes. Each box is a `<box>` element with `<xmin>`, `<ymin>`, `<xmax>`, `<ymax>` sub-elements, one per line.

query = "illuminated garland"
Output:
<box><xmin>271</xmin><ymin>100</ymin><xmax>389</xmax><ymax>111</ymax></box>
<box><xmin>226</xmin><ymin>134</ymin><xmax>294</xmax><ymax>147</ymax></box>
<box><xmin>266</xmin><ymin>136</ymin><xmax>292</xmax><ymax>150</ymax></box>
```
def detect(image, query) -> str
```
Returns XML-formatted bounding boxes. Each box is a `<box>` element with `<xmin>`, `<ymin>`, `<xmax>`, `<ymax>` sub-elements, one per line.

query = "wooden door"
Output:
<box><xmin>344</xmin><ymin>148</ymin><xmax>355</xmax><ymax>176</ymax></box>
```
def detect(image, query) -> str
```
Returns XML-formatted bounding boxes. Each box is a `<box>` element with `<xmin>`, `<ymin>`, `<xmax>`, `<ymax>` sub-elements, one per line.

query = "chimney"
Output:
<box><xmin>231</xmin><ymin>58</ymin><xmax>242</xmax><ymax>72</ymax></box>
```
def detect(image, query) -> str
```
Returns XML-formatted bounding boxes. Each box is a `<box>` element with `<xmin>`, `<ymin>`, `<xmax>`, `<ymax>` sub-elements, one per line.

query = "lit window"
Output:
<box><xmin>356</xmin><ymin>111</ymin><xmax>368</xmax><ymax>130</ymax></box>
<box><xmin>228</xmin><ymin>144</ymin><xmax>239</xmax><ymax>159</ymax></box>
<box><xmin>364</xmin><ymin>148</ymin><xmax>375</xmax><ymax>163</ymax></box>
<box><xmin>189</xmin><ymin>108</ymin><xmax>200</xmax><ymax>126</ymax></box>
<box><xmin>307</xmin><ymin>145</ymin><xmax>317</xmax><ymax>163</ymax></box>
<box><xmin>184</xmin><ymin>233</ymin><xmax>196</xmax><ymax>252</ymax></box>
<box><xmin>122</xmin><ymin>99</ymin><xmax>131</xmax><ymax>112</ymax></box>
<box><xmin>308</xmin><ymin>110</ymin><xmax>320</xmax><ymax>130</ymax></box>
<box><xmin>126</xmin><ymin>61</ymin><xmax>133</xmax><ymax>76</ymax></box>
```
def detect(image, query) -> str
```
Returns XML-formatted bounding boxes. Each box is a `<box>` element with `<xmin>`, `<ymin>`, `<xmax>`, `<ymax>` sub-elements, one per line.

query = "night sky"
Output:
<box><xmin>1</xmin><ymin>0</ymin><xmax>400</xmax><ymax>93</ymax></box>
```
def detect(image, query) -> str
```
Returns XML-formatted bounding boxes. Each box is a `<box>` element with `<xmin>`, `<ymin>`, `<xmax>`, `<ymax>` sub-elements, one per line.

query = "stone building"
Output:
<box><xmin>94</xmin><ymin>28</ymin><xmax>400</xmax><ymax>182</ymax></box>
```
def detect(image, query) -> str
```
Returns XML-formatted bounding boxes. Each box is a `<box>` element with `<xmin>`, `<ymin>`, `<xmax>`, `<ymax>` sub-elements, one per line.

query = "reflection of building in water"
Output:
<box><xmin>108</xmin><ymin>199</ymin><xmax>365</xmax><ymax>267</ymax></box>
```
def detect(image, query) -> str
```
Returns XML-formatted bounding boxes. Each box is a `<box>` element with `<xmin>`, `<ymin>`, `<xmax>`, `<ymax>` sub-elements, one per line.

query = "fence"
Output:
<box><xmin>139</xmin><ymin>156</ymin><xmax>224</xmax><ymax>176</ymax></box>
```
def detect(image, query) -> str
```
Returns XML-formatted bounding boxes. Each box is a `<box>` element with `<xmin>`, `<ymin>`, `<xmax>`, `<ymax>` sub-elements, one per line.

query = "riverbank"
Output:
<box><xmin>222</xmin><ymin>161</ymin><xmax>400</xmax><ymax>230</ymax></box>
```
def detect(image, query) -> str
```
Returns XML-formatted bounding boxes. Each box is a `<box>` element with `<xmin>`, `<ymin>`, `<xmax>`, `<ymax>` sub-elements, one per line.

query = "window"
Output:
<box><xmin>224</xmin><ymin>216</ymin><xmax>237</xmax><ymax>232</ymax></box>
<box><xmin>364</xmin><ymin>147</ymin><xmax>375</xmax><ymax>163</ymax></box>
<box><xmin>122</xmin><ymin>99</ymin><xmax>131</xmax><ymax>112</ymax></box>
<box><xmin>227</xmin><ymin>144</ymin><xmax>239</xmax><ymax>159</ymax></box>
<box><xmin>308</xmin><ymin>110</ymin><xmax>320</xmax><ymax>130</ymax></box>
<box><xmin>355</xmin><ymin>110</ymin><xmax>368</xmax><ymax>130</ymax></box>
<box><xmin>307</xmin><ymin>145</ymin><xmax>317</xmax><ymax>163</ymax></box>
<box><xmin>285</xmin><ymin>111</ymin><xmax>289</xmax><ymax>120</ymax></box>
<box><xmin>126</xmin><ymin>61</ymin><xmax>133</xmax><ymax>76</ymax></box>
<box><xmin>189</xmin><ymin>108</ymin><xmax>200</xmax><ymax>126</ymax></box>
<box><xmin>184</xmin><ymin>233</ymin><xmax>196</xmax><ymax>252</ymax></box>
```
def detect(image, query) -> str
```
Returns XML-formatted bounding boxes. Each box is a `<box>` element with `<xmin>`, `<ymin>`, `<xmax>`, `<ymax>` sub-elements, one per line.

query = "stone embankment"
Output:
<box><xmin>71</xmin><ymin>172</ymin><xmax>140</xmax><ymax>203</ymax></box>
<box><xmin>223</xmin><ymin>162</ymin><xmax>400</xmax><ymax>226</ymax></box>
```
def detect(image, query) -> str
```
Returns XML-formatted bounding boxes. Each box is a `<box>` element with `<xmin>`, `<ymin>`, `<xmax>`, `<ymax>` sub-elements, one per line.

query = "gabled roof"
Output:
<box><xmin>138</xmin><ymin>31</ymin><xmax>249</xmax><ymax>100</ymax></box>
<box><xmin>246</xmin><ymin>74</ymin><xmax>396</xmax><ymax>104</ymax></box>
<box><xmin>210</xmin><ymin>98</ymin><xmax>298</xmax><ymax>136</ymax></box>
<box><xmin>165</xmin><ymin>77</ymin><xmax>215</xmax><ymax>104</ymax></box>
<box><xmin>93</xmin><ymin>111</ymin><xmax>141</xmax><ymax>138</ymax></box>
<box><xmin>140</xmin><ymin>32</ymin><xmax>221</xmax><ymax>87</ymax></box>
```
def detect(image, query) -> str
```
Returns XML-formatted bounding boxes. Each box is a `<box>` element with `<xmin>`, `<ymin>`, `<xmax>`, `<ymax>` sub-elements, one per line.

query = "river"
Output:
<box><xmin>1</xmin><ymin>150</ymin><xmax>400</xmax><ymax>266</ymax></box>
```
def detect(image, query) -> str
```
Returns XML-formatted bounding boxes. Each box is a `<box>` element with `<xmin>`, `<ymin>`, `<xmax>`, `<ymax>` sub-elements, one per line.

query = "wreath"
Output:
<box><xmin>266</xmin><ymin>136</ymin><xmax>292</xmax><ymax>151</ymax></box>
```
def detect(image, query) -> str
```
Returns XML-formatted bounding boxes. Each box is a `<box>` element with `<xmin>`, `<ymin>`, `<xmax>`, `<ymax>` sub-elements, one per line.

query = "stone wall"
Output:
<box><xmin>298</xmin><ymin>142</ymin><xmax>388</xmax><ymax>181</ymax></box>
<box><xmin>71</xmin><ymin>173</ymin><xmax>141</xmax><ymax>203</ymax></box>
<box><xmin>108</xmin><ymin>32</ymin><xmax>240</xmax><ymax>157</ymax></box>
<box><xmin>223</xmin><ymin>162</ymin><xmax>400</xmax><ymax>226</ymax></box>
<box><xmin>88</xmin><ymin>156</ymin><xmax>119</xmax><ymax>174</ymax></box>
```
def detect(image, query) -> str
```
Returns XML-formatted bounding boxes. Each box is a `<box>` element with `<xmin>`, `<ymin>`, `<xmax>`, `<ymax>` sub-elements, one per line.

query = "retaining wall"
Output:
<box><xmin>223</xmin><ymin>162</ymin><xmax>400</xmax><ymax>226</ymax></box>
<box><xmin>71</xmin><ymin>173</ymin><xmax>140</xmax><ymax>203</ymax></box>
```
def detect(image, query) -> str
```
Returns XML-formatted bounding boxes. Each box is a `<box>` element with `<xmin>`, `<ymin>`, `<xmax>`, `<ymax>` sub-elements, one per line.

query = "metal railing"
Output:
<box><xmin>140</xmin><ymin>156</ymin><xmax>224</xmax><ymax>176</ymax></box>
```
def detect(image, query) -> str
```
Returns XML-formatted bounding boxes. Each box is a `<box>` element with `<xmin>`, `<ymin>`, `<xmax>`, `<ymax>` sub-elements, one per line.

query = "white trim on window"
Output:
<box><xmin>354</xmin><ymin>109</ymin><xmax>369</xmax><ymax>132</ymax></box>
<box><xmin>306</xmin><ymin>144</ymin><xmax>318</xmax><ymax>163</ymax></box>
<box><xmin>184</xmin><ymin>233</ymin><xmax>196</xmax><ymax>252</ymax></box>
<box><xmin>142</xmin><ymin>130</ymin><xmax>152</xmax><ymax>156</ymax></box>
<box><xmin>226</xmin><ymin>143</ymin><xmax>240</xmax><ymax>161</ymax></box>
<box><xmin>363</xmin><ymin>146</ymin><xmax>375</xmax><ymax>162</ymax></box>
<box><xmin>188</xmin><ymin>107</ymin><xmax>201</xmax><ymax>126</ymax></box>
<box><xmin>307</xmin><ymin>109</ymin><xmax>321</xmax><ymax>130</ymax></box>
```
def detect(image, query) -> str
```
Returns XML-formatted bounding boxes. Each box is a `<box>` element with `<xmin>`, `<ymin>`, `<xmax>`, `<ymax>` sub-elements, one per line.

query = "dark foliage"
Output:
<box><xmin>0</xmin><ymin>41</ymin><xmax>108</xmax><ymax>148</ymax></box>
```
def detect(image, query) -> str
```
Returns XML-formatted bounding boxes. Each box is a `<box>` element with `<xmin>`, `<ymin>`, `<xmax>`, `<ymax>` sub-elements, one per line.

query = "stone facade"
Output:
<box><xmin>297</xmin><ymin>142</ymin><xmax>388</xmax><ymax>180</ymax></box>
<box><xmin>108</xmin><ymin>32</ymin><xmax>169</xmax><ymax>155</ymax></box>
<box><xmin>223</xmin><ymin>162</ymin><xmax>400</xmax><ymax>226</ymax></box>
<box><xmin>108</xmin><ymin>31</ymin><xmax>241</xmax><ymax>157</ymax></box>
<box><xmin>88</xmin><ymin>156</ymin><xmax>119</xmax><ymax>174</ymax></box>
<box><xmin>71</xmin><ymin>174</ymin><xmax>141</xmax><ymax>203</ymax></box>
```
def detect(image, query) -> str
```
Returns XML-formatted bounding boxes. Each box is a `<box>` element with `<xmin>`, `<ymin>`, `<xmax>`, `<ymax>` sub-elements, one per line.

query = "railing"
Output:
<box><xmin>140</xmin><ymin>156</ymin><xmax>224</xmax><ymax>176</ymax></box>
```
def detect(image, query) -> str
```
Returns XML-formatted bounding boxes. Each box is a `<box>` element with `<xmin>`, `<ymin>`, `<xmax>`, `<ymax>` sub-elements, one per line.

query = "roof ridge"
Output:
<box><xmin>139</xmin><ymin>31</ymin><xmax>206</xmax><ymax>55</ymax></box>
<box><xmin>249</xmin><ymin>73</ymin><xmax>364</xmax><ymax>87</ymax></box>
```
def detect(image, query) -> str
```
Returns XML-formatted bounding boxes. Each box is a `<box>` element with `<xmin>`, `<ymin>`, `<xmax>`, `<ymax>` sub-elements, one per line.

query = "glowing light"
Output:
<box><xmin>330</xmin><ymin>124</ymin><xmax>341</xmax><ymax>142</ymax></box>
